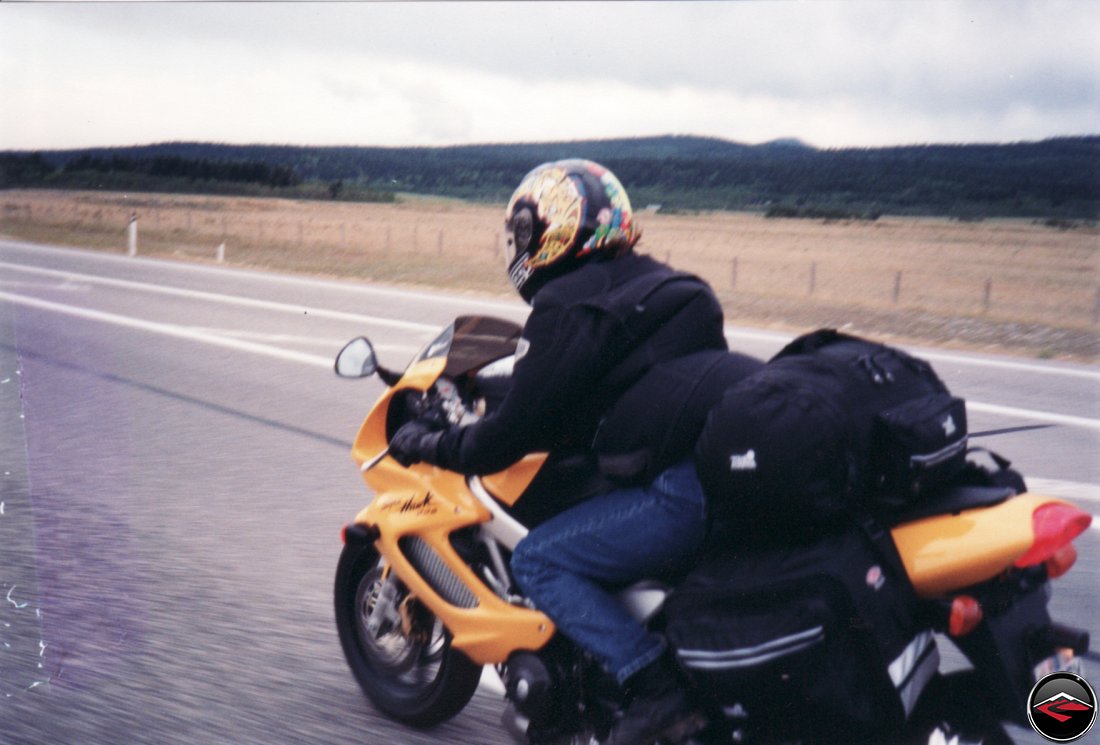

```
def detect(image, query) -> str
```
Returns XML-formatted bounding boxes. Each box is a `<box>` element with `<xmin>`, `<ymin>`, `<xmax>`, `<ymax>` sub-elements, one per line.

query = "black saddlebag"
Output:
<box><xmin>694</xmin><ymin>329</ymin><xmax>968</xmax><ymax>533</ymax></box>
<box><xmin>663</xmin><ymin>528</ymin><xmax>937</xmax><ymax>739</ymax></box>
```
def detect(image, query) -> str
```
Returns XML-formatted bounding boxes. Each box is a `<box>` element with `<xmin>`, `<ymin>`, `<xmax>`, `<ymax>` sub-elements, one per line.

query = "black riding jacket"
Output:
<box><xmin>429</xmin><ymin>253</ymin><xmax>761</xmax><ymax>485</ymax></box>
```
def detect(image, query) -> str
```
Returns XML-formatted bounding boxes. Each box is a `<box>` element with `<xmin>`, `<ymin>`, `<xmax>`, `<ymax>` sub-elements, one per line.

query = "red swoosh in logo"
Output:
<box><xmin>1036</xmin><ymin>699</ymin><xmax>1092</xmax><ymax>723</ymax></box>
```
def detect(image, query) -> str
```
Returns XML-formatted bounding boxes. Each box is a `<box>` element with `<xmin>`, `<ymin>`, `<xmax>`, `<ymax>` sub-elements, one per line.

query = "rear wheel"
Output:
<box><xmin>334</xmin><ymin>544</ymin><xmax>482</xmax><ymax>727</ymax></box>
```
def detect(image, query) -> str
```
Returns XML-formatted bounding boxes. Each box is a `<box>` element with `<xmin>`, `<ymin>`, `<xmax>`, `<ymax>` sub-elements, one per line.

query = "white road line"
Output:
<box><xmin>0</xmin><ymin>241</ymin><xmax>526</xmax><ymax>314</ymax></box>
<box><xmin>914</xmin><ymin>350</ymin><xmax>1100</xmax><ymax>382</ymax></box>
<box><xmin>0</xmin><ymin>261</ymin><xmax>441</xmax><ymax>334</ymax></box>
<box><xmin>967</xmin><ymin>402</ymin><xmax>1100</xmax><ymax>432</ymax></box>
<box><xmin>1027</xmin><ymin>478</ymin><xmax>1100</xmax><ymax>504</ymax></box>
<box><xmin>723</xmin><ymin>328</ymin><xmax>1100</xmax><ymax>381</ymax></box>
<box><xmin>0</xmin><ymin>290</ymin><xmax>333</xmax><ymax>370</ymax></box>
<box><xmin>185</xmin><ymin>328</ymin><xmax>354</xmax><ymax>346</ymax></box>
<box><xmin>0</xmin><ymin>279</ymin><xmax>91</xmax><ymax>292</ymax></box>
<box><xmin>724</xmin><ymin>327</ymin><xmax>792</xmax><ymax>345</ymax></box>
<box><xmin>184</xmin><ymin>328</ymin><xmax>421</xmax><ymax>355</ymax></box>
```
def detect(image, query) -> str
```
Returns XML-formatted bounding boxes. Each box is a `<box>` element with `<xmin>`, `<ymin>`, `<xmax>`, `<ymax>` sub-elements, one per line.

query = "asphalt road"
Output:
<box><xmin>0</xmin><ymin>239</ymin><xmax>1097</xmax><ymax>745</ymax></box>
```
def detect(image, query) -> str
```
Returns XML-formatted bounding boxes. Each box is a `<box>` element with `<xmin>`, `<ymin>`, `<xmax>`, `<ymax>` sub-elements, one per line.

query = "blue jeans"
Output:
<box><xmin>510</xmin><ymin>460</ymin><xmax>708</xmax><ymax>684</ymax></box>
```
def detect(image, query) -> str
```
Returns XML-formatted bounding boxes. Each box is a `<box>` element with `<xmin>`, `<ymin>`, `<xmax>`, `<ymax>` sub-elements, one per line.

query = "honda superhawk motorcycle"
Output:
<box><xmin>332</xmin><ymin>315</ymin><xmax>1092</xmax><ymax>744</ymax></box>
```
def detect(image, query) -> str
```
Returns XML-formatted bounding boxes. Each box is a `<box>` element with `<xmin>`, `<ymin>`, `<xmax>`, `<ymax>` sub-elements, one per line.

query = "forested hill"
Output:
<box><xmin>3</xmin><ymin>135</ymin><xmax>1097</xmax><ymax>219</ymax></box>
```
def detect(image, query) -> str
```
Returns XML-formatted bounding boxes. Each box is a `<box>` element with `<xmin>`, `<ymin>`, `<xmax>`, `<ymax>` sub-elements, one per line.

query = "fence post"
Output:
<box><xmin>983</xmin><ymin>278</ymin><xmax>993</xmax><ymax>312</ymax></box>
<box><xmin>437</xmin><ymin>229</ymin><xmax>444</xmax><ymax>255</ymax></box>
<box><xmin>730</xmin><ymin>257</ymin><xmax>738</xmax><ymax>289</ymax></box>
<box><xmin>809</xmin><ymin>261</ymin><xmax>817</xmax><ymax>296</ymax></box>
<box><xmin>127</xmin><ymin>213</ymin><xmax>138</xmax><ymax>257</ymax></box>
<box><xmin>217</xmin><ymin>243</ymin><xmax>226</xmax><ymax>263</ymax></box>
<box><xmin>893</xmin><ymin>271</ymin><xmax>902</xmax><ymax>303</ymax></box>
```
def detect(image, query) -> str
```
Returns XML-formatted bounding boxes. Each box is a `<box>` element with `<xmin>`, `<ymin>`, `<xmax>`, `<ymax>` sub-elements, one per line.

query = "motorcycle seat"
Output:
<box><xmin>891</xmin><ymin>485</ymin><xmax>1014</xmax><ymax>524</ymax></box>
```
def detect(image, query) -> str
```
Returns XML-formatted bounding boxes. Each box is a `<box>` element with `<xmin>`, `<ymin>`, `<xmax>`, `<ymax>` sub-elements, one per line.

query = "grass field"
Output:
<box><xmin>2</xmin><ymin>189</ymin><xmax>1097</xmax><ymax>360</ymax></box>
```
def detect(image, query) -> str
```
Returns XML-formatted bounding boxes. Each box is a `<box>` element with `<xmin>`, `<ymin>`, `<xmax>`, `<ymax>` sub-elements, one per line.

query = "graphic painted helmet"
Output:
<box><xmin>504</xmin><ymin>159</ymin><xmax>642</xmax><ymax>303</ymax></box>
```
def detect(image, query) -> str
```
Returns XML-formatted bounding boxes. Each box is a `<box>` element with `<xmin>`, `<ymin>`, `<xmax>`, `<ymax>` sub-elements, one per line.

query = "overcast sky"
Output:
<box><xmin>1</xmin><ymin>1</ymin><xmax>1097</xmax><ymax>151</ymax></box>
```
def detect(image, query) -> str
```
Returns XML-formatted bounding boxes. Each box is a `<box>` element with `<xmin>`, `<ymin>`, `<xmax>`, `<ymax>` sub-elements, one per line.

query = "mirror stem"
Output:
<box><xmin>377</xmin><ymin>366</ymin><xmax>404</xmax><ymax>387</ymax></box>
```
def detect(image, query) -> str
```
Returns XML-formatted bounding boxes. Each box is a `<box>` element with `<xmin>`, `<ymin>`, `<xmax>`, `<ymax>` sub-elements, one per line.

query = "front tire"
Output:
<box><xmin>334</xmin><ymin>544</ymin><xmax>482</xmax><ymax>727</ymax></box>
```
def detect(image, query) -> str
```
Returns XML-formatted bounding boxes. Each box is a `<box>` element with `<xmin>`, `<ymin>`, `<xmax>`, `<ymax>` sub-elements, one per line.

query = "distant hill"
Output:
<box><xmin>2</xmin><ymin>134</ymin><xmax>1097</xmax><ymax>219</ymax></box>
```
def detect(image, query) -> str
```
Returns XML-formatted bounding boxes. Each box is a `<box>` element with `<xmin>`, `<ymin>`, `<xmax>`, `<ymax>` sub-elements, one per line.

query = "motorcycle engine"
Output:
<box><xmin>503</xmin><ymin>651</ymin><xmax>557</xmax><ymax>724</ymax></box>
<box><xmin>503</xmin><ymin>648</ymin><xmax>624</xmax><ymax>745</ymax></box>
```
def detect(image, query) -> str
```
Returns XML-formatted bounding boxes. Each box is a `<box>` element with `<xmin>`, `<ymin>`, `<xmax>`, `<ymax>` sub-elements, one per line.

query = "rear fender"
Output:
<box><xmin>891</xmin><ymin>493</ymin><xmax>1081</xmax><ymax>597</ymax></box>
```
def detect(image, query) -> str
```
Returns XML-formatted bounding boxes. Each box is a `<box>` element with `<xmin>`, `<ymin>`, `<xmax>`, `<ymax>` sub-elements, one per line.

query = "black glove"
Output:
<box><xmin>389</xmin><ymin>420</ymin><xmax>445</xmax><ymax>467</ymax></box>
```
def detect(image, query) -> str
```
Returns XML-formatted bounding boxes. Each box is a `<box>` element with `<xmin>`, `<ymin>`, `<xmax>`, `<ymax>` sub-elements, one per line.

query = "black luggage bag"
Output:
<box><xmin>694</xmin><ymin>329</ymin><xmax>968</xmax><ymax>533</ymax></box>
<box><xmin>664</xmin><ymin>527</ymin><xmax>937</xmax><ymax>741</ymax></box>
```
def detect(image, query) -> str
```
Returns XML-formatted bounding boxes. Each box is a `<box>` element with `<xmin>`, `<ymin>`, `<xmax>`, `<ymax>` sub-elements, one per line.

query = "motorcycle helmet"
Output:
<box><xmin>504</xmin><ymin>159</ymin><xmax>642</xmax><ymax>303</ymax></box>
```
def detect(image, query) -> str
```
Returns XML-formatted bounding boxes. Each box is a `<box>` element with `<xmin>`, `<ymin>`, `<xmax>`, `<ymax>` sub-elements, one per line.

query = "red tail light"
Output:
<box><xmin>1013</xmin><ymin>503</ymin><xmax>1092</xmax><ymax>569</ymax></box>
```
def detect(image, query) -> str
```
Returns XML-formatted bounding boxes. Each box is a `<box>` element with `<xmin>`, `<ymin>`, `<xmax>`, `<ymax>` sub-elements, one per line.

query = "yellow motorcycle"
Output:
<box><xmin>333</xmin><ymin>315</ymin><xmax>1092</xmax><ymax>744</ymax></box>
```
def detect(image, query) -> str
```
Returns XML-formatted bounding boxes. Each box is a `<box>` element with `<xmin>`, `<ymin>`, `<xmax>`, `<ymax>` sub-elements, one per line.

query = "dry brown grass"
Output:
<box><xmin>2</xmin><ymin>189</ymin><xmax>1097</xmax><ymax>359</ymax></box>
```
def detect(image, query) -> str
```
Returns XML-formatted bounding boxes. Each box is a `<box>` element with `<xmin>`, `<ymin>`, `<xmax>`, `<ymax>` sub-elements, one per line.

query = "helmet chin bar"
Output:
<box><xmin>508</xmin><ymin>258</ymin><xmax>535</xmax><ymax>301</ymax></box>
<box><xmin>505</xmin><ymin>205</ymin><xmax>543</xmax><ymax>301</ymax></box>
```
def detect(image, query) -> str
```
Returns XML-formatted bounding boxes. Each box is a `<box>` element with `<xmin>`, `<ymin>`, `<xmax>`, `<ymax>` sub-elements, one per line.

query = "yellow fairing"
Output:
<box><xmin>891</xmin><ymin>493</ymin><xmax>1060</xmax><ymax>597</ymax></box>
<box><xmin>346</xmin><ymin>355</ymin><xmax>555</xmax><ymax>663</ymax></box>
<box><xmin>354</xmin><ymin>488</ymin><xmax>555</xmax><ymax>665</ymax></box>
<box><xmin>351</xmin><ymin>358</ymin><xmax>445</xmax><ymax>493</ymax></box>
<box><xmin>482</xmin><ymin>453</ymin><xmax>549</xmax><ymax>506</ymax></box>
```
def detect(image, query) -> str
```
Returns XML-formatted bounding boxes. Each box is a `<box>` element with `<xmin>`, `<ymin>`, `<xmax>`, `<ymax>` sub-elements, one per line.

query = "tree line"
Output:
<box><xmin>1</xmin><ymin>135</ymin><xmax>1096</xmax><ymax>218</ymax></box>
<box><xmin>0</xmin><ymin>151</ymin><xmax>394</xmax><ymax>203</ymax></box>
<box><xmin>62</xmin><ymin>154</ymin><xmax>301</xmax><ymax>188</ymax></box>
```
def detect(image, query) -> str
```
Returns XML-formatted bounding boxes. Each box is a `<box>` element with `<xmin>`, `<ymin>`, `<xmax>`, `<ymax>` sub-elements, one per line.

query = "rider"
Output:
<box><xmin>389</xmin><ymin>159</ymin><xmax>761</xmax><ymax>744</ymax></box>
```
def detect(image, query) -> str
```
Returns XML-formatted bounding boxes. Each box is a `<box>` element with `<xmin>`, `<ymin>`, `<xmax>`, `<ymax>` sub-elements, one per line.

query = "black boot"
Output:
<box><xmin>605</xmin><ymin>652</ymin><xmax>701</xmax><ymax>745</ymax></box>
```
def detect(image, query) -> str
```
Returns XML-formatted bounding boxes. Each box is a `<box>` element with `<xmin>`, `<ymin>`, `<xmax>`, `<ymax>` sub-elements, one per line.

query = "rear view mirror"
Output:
<box><xmin>335</xmin><ymin>337</ymin><xmax>378</xmax><ymax>378</ymax></box>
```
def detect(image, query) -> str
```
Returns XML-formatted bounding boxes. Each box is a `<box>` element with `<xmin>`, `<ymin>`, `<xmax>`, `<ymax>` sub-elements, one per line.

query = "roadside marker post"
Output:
<box><xmin>127</xmin><ymin>214</ymin><xmax>138</xmax><ymax>257</ymax></box>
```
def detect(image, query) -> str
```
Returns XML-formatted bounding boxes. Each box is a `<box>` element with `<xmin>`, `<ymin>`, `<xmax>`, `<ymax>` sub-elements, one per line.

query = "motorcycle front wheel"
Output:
<box><xmin>334</xmin><ymin>544</ymin><xmax>482</xmax><ymax>728</ymax></box>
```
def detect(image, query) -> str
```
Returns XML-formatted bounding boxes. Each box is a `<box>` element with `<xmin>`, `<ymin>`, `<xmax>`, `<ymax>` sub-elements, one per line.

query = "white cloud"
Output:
<box><xmin>1</xmin><ymin>1</ymin><xmax>1096</xmax><ymax>150</ymax></box>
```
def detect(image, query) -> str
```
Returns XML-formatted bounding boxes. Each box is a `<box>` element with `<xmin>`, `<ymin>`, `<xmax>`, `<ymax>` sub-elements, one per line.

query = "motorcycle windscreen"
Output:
<box><xmin>416</xmin><ymin>315</ymin><xmax>523</xmax><ymax>378</ymax></box>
